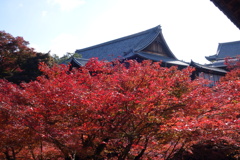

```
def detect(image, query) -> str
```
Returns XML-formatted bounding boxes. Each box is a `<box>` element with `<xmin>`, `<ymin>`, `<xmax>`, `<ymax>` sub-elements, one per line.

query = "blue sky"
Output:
<box><xmin>1</xmin><ymin>0</ymin><xmax>240</xmax><ymax>64</ymax></box>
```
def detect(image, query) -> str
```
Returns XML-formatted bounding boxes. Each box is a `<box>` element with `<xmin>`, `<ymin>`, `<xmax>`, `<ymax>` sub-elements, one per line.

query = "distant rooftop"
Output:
<box><xmin>76</xmin><ymin>26</ymin><xmax>176</xmax><ymax>60</ymax></box>
<box><xmin>206</xmin><ymin>40</ymin><xmax>240</xmax><ymax>61</ymax></box>
<box><xmin>191</xmin><ymin>60</ymin><xmax>227</xmax><ymax>76</ymax></box>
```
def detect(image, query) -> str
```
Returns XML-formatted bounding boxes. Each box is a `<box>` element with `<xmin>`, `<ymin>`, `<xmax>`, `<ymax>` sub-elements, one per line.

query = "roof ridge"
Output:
<box><xmin>219</xmin><ymin>40</ymin><xmax>240</xmax><ymax>45</ymax></box>
<box><xmin>73</xmin><ymin>57</ymin><xmax>89</xmax><ymax>61</ymax></box>
<box><xmin>76</xmin><ymin>25</ymin><xmax>161</xmax><ymax>53</ymax></box>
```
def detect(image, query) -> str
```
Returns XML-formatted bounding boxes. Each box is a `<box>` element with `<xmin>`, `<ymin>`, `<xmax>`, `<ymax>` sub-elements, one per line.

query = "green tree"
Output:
<box><xmin>0</xmin><ymin>31</ymin><xmax>55</xmax><ymax>84</ymax></box>
<box><xmin>53</xmin><ymin>52</ymin><xmax>82</xmax><ymax>64</ymax></box>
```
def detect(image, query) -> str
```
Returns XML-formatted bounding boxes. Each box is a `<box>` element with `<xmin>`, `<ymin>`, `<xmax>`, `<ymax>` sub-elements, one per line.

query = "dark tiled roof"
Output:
<box><xmin>206</xmin><ymin>41</ymin><xmax>240</xmax><ymax>61</ymax></box>
<box><xmin>75</xmin><ymin>25</ymin><xmax>176</xmax><ymax>61</ymax></box>
<box><xmin>206</xmin><ymin>60</ymin><xmax>226</xmax><ymax>68</ymax></box>
<box><xmin>206</xmin><ymin>58</ymin><xmax>240</xmax><ymax>69</ymax></box>
<box><xmin>73</xmin><ymin>52</ymin><xmax>188</xmax><ymax>68</ymax></box>
<box><xmin>190</xmin><ymin>61</ymin><xmax>227</xmax><ymax>75</ymax></box>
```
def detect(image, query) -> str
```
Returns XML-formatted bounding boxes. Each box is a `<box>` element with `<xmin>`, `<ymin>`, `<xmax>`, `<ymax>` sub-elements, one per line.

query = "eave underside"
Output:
<box><xmin>211</xmin><ymin>0</ymin><xmax>240</xmax><ymax>29</ymax></box>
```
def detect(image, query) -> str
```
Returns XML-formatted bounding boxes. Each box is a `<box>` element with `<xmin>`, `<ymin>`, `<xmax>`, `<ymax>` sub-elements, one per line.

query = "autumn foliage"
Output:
<box><xmin>0</xmin><ymin>59</ymin><xmax>239</xmax><ymax>159</ymax></box>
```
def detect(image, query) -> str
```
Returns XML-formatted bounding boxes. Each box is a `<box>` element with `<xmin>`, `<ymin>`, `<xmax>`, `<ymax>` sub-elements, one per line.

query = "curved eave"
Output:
<box><xmin>133</xmin><ymin>26</ymin><xmax>161</xmax><ymax>52</ymax></box>
<box><xmin>205</xmin><ymin>55</ymin><xmax>217</xmax><ymax>61</ymax></box>
<box><xmin>70</xmin><ymin>57</ymin><xmax>89</xmax><ymax>67</ymax></box>
<box><xmin>190</xmin><ymin>60</ymin><xmax>227</xmax><ymax>76</ymax></box>
<box><xmin>158</xmin><ymin>32</ymin><xmax>177</xmax><ymax>59</ymax></box>
<box><xmin>125</xmin><ymin>52</ymin><xmax>188</xmax><ymax>67</ymax></box>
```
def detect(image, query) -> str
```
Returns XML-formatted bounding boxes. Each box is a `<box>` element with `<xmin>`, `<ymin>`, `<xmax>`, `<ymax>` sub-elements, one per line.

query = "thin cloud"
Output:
<box><xmin>48</xmin><ymin>0</ymin><xmax>85</xmax><ymax>11</ymax></box>
<box><xmin>41</xmin><ymin>11</ymin><xmax>48</xmax><ymax>17</ymax></box>
<box><xmin>18</xmin><ymin>3</ymin><xmax>24</xmax><ymax>8</ymax></box>
<box><xmin>29</xmin><ymin>43</ymin><xmax>42</xmax><ymax>52</ymax></box>
<box><xmin>50</xmin><ymin>33</ymin><xmax>82</xmax><ymax>57</ymax></box>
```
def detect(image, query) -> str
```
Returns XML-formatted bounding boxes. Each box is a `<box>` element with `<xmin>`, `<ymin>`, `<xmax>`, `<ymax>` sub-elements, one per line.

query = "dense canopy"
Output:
<box><xmin>0</xmin><ymin>58</ymin><xmax>239</xmax><ymax>159</ymax></box>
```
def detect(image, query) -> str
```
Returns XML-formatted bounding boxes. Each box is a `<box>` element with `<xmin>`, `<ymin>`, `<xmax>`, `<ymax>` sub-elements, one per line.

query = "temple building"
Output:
<box><xmin>190</xmin><ymin>61</ymin><xmax>226</xmax><ymax>86</ymax></box>
<box><xmin>66</xmin><ymin>0</ymin><xmax>240</xmax><ymax>85</ymax></box>
<box><xmin>70</xmin><ymin>25</ymin><xmax>226</xmax><ymax>84</ymax></box>
<box><xmin>206</xmin><ymin>41</ymin><xmax>240</xmax><ymax>70</ymax></box>
<box><xmin>74</xmin><ymin>25</ymin><xmax>188</xmax><ymax>68</ymax></box>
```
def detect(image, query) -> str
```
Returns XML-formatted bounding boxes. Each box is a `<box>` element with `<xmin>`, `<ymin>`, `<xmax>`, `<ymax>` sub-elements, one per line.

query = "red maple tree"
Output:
<box><xmin>0</xmin><ymin>59</ymin><xmax>239</xmax><ymax>159</ymax></box>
